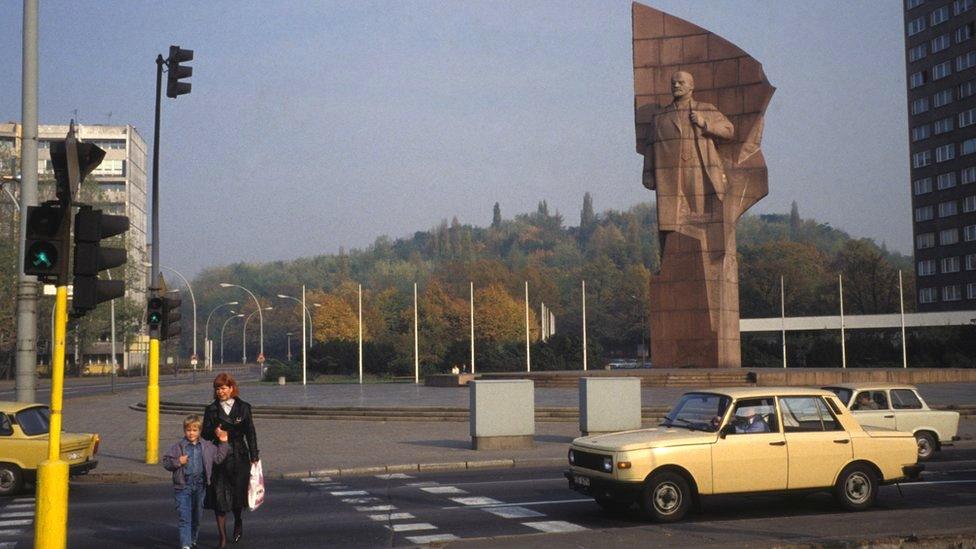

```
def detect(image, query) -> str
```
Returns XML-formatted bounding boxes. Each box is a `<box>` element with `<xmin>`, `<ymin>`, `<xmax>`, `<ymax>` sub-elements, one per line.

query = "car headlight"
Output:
<box><xmin>603</xmin><ymin>456</ymin><xmax>612</xmax><ymax>472</ymax></box>
<box><xmin>568</xmin><ymin>449</ymin><xmax>575</xmax><ymax>464</ymax></box>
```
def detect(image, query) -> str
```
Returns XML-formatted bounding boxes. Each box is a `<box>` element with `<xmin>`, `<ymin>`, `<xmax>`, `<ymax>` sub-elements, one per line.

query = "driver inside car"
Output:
<box><xmin>733</xmin><ymin>405</ymin><xmax>771</xmax><ymax>433</ymax></box>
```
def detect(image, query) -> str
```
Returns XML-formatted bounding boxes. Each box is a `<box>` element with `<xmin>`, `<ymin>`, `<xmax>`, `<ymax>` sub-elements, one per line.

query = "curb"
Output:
<box><xmin>277</xmin><ymin>457</ymin><xmax>565</xmax><ymax>480</ymax></box>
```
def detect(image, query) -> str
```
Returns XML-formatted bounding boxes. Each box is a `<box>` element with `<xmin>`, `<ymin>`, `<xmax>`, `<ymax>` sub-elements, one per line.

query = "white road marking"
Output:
<box><xmin>450</xmin><ymin>496</ymin><xmax>502</xmax><ymax>506</ymax></box>
<box><xmin>376</xmin><ymin>473</ymin><xmax>413</xmax><ymax>479</ymax></box>
<box><xmin>368</xmin><ymin>512</ymin><xmax>415</xmax><ymax>521</ymax></box>
<box><xmin>355</xmin><ymin>505</ymin><xmax>397</xmax><ymax>512</ymax></box>
<box><xmin>442</xmin><ymin>498</ymin><xmax>590</xmax><ymax>509</ymax></box>
<box><xmin>10</xmin><ymin>499</ymin><xmax>33</xmax><ymax>504</ymax></box>
<box><xmin>483</xmin><ymin>506</ymin><xmax>545</xmax><ymax>519</ymax></box>
<box><xmin>406</xmin><ymin>481</ymin><xmax>439</xmax><ymax>487</ymax></box>
<box><xmin>421</xmin><ymin>486</ymin><xmax>467</xmax><ymax>494</ymax></box>
<box><xmin>342</xmin><ymin>497</ymin><xmax>382</xmax><ymax>504</ymax></box>
<box><xmin>0</xmin><ymin>513</ymin><xmax>33</xmax><ymax>518</ymax></box>
<box><xmin>387</xmin><ymin>523</ymin><xmax>437</xmax><ymax>532</ymax></box>
<box><xmin>899</xmin><ymin>480</ymin><xmax>976</xmax><ymax>486</ymax></box>
<box><xmin>405</xmin><ymin>534</ymin><xmax>460</xmax><ymax>544</ymax></box>
<box><xmin>0</xmin><ymin>520</ymin><xmax>31</xmax><ymax>528</ymax></box>
<box><xmin>0</xmin><ymin>530</ymin><xmax>23</xmax><ymax>536</ymax></box>
<box><xmin>301</xmin><ymin>477</ymin><xmax>332</xmax><ymax>482</ymax></box>
<box><xmin>523</xmin><ymin>520</ymin><xmax>588</xmax><ymax>533</ymax></box>
<box><xmin>330</xmin><ymin>490</ymin><xmax>368</xmax><ymax>496</ymax></box>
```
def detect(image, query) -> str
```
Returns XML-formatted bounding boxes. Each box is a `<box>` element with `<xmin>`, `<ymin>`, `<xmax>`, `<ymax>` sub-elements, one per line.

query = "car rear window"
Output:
<box><xmin>780</xmin><ymin>397</ymin><xmax>842</xmax><ymax>432</ymax></box>
<box><xmin>891</xmin><ymin>389</ymin><xmax>924</xmax><ymax>410</ymax></box>
<box><xmin>16</xmin><ymin>407</ymin><xmax>50</xmax><ymax>436</ymax></box>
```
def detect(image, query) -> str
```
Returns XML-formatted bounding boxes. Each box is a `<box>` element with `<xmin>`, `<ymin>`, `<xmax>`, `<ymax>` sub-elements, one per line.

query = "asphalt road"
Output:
<box><xmin>0</xmin><ymin>446</ymin><xmax>974</xmax><ymax>548</ymax></box>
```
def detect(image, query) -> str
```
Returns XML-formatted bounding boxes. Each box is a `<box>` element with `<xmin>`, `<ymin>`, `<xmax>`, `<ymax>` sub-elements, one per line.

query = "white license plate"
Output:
<box><xmin>574</xmin><ymin>475</ymin><xmax>590</xmax><ymax>488</ymax></box>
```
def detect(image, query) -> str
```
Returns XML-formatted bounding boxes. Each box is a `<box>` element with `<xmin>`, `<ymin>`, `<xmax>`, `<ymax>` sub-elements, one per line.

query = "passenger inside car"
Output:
<box><xmin>731</xmin><ymin>399</ymin><xmax>775</xmax><ymax>433</ymax></box>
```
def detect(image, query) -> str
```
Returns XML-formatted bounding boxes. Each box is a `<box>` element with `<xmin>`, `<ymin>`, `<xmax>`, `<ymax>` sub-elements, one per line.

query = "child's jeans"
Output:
<box><xmin>175</xmin><ymin>479</ymin><xmax>205</xmax><ymax>548</ymax></box>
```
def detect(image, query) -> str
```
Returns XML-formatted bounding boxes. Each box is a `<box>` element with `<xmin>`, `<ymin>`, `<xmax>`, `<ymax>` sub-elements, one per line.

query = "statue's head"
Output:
<box><xmin>671</xmin><ymin>71</ymin><xmax>695</xmax><ymax>100</ymax></box>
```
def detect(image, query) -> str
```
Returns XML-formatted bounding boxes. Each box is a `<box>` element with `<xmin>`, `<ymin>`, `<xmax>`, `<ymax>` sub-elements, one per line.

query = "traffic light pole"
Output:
<box><xmin>35</xmin><ymin>284</ymin><xmax>69</xmax><ymax>548</ymax></box>
<box><xmin>146</xmin><ymin>54</ymin><xmax>164</xmax><ymax>465</ymax></box>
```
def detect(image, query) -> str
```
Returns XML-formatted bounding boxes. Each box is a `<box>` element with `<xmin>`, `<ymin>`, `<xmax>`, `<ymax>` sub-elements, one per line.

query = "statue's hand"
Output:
<box><xmin>689</xmin><ymin>111</ymin><xmax>706</xmax><ymax>129</ymax></box>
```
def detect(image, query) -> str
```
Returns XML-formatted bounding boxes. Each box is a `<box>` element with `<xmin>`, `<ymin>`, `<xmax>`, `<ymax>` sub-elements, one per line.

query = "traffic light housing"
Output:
<box><xmin>72</xmin><ymin>207</ymin><xmax>129</xmax><ymax>316</ymax></box>
<box><xmin>148</xmin><ymin>297</ymin><xmax>164</xmax><ymax>335</ymax></box>
<box><xmin>23</xmin><ymin>203</ymin><xmax>70</xmax><ymax>283</ymax></box>
<box><xmin>166</xmin><ymin>46</ymin><xmax>193</xmax><ymax>98</ymax></box>
<box><xmin>161</xmin><ymin>290</ymin><xmax>182</xmax><ymax>340</ymax></box>
<box><xmin>49</xmin><ymin>137</ymin><xmax>105</xmax><ymax>205</ymax></box>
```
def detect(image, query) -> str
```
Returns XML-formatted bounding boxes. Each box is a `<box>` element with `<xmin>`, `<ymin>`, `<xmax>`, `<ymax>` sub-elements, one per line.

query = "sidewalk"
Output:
<box><xmin>58</xmin><ymin>380</ymin><xmax>976</xmax><ymax>482</ymax></box>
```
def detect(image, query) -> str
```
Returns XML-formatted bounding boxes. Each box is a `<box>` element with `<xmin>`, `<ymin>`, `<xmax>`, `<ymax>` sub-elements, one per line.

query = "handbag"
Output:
<box><xmin>247</xmin><ymin>460</ymin><xmax>265</xmax><ymax>511</ymax></box>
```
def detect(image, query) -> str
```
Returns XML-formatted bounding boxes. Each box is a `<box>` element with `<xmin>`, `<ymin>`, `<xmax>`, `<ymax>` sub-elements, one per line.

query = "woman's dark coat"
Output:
<box><xmin>202</xmin><ymin>398</ymin><xmax>258</xmax><ymax>512</ymax></box>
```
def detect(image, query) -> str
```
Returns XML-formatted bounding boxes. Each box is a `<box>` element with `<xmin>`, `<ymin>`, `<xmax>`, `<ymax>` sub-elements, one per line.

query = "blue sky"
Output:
<box><xmin>0</xmin><ymin>1</ymin><xmax>909</xmax><ymax>275</ymax></box>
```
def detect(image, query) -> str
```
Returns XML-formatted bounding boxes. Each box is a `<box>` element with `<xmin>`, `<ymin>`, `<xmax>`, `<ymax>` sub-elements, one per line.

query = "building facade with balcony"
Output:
<box><xmin>905</xmin><ymin>0</ymin><xmax>976</xmax><ymax>311</ymax></box>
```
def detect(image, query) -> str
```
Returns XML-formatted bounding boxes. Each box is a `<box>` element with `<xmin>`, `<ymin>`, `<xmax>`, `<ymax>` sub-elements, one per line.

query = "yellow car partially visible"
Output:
<box><xmin>566</xmin><ymin>387</ymin><xmax>921</xmax><ymax>522</ymax></box>
<box><xmin>0</xmin><ymin>401</ymin><xmax>99</xmax><ymax>495</ymax></box>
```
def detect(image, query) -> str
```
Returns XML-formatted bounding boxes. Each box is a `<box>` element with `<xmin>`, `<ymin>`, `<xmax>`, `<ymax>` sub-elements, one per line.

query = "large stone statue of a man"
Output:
<box><xmin>641</xmin><ymin>71</ymin><xmax>734</xmax><ymax>232</ymax></box>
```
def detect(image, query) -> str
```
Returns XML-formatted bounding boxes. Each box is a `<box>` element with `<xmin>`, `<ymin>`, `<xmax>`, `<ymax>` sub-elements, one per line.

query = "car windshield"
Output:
<box><xmin>824</xmin><ymin>387</ymin><xmax>852</xmax><ymax>407</ymax></box>
<box><xmin>16</xmin><ymin>407</ymin><xmax>50</xmax><ymax>436</ymax></box>
<box><xmin>663</xmin><ymin>393</ymin><xmax>731</xmax><ymax>432</ymax></box>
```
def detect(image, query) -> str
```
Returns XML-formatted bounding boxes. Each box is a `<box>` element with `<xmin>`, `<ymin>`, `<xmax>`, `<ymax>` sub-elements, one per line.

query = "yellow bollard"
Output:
<box><xmin>34</xmin><ymin>460</ymin><xmax>69</xmax><ymax>549</ymax></box>
<box><xmin>146</xmin><ymin>338</ymin><xmax>160</xmax><ymax>464</ymax></box>
<box><xmin>35</xmin><ymin>285</ymin><xmax>69</xmax><ymax>548</ymax></box>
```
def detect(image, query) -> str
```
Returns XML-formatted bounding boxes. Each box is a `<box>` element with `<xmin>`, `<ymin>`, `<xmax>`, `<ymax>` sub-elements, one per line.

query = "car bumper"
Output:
<box><xmin>69</xmin><ymin>459</ymin><xmax>98</xmax><ymax>476</ymax></box>
<box><xmin>564</xmin><ymin>470</ymin><xmax>641</xmax><ymax>501</ymax></box>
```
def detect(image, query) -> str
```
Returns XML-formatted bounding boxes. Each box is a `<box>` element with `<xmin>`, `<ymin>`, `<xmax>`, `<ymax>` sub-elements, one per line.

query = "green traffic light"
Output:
<box><xmin>149</xmin><ymin>313</ymin><xmax>162</xmax><ymax>324</ymax></box>
<box><xmin>27</xmin><ymin>243</ymin><xmax>58</xmax><ymax>271</ymax></box>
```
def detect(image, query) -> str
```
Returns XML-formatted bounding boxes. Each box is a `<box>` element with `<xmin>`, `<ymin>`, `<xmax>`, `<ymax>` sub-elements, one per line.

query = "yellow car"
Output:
<box><xmin>0</xmin><ymin>401</ymin><xmax>99</xmax><ymax>495</ymax></box>
<box><xmin>565</xmin><ymin>387</ymin><xmax>921</xmax><ymax>522</ymax></box>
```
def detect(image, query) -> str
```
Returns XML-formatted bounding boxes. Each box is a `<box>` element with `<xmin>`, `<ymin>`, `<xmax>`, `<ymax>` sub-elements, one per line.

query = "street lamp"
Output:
<box><xmin>275</xmin><ymin>294</ymin><xmax>318</xmax><ymax>346</ymax></box>
<box><xmin>204</xmin><ymin>301</ymin><xmax>239</xmax><ymax>369</ymax></box>
<box><xmin>220</xmin><ymin>283</ymin><xmax>265</xmax><ymax>359</ymax></box>
<box><xmin>630</xmin><ymin>295</ymin><xmax>647</xmax><ymax>366</ymax></box>
<box><xmin>220</xmin><ymin>313</ymin><xmax>242</xmax><ymax>365</ymax></box>
<box><xmin>161</xmin><ymin>266</ymin><xmax>198</xmax><ymax>362</ymax></box>
<box><xmin>243</xmin><ymin>307</ymin><xmax>273</xmax><ymax>364</ymax></box>
<box><xmin>286</xmin><ymin>332</ymin><xmax>293</xmax><ymax>362</ymax></box>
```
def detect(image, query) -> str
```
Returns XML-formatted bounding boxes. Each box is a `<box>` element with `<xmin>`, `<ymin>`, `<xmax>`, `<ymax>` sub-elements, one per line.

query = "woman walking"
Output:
<box><xmin>202</xmin><ymin>372</ymin><xmax>259</xmax><ymax>547</ymax></box>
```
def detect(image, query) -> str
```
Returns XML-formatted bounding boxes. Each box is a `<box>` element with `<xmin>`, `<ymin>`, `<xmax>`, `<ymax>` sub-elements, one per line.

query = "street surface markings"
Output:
<box><xmin>442</xmin><ymin>498</ymin><xmax>590</xmax><ymax>509</ymax></box>
<box><xmin>483</xmin><ymin>506</ymin><xmax>544</xmax><ymax>519</ymax></box>
<box><xmin>301</xmin><ymin>476</ymin><xmax>332</xmax><ymax>482</ymax></box>
<box><xmin>523</xmin><ymin>521</ymin><xmax>588</xmax><ymax>533</ymax></box>
<box><xmin>387</xmin><ymin>523</ymin><xmax>437</xmax><ymax>532</ymax></box>
<box><xmin>0</xmin><ymin>513</ymin><xmax>31</xmax><ymax>518</ymax></box>
<box><xmin>9</xmin><ymin>500</ymin><xmax>32</xmax><ymax>504</ymax></box>
<box><xmin>406</xmin><ymin>481</ymin><xmax>439</xmax><ymax>487</ymax></box>
<box><xmin>342</xmin><ymin>497</ymin><xmax>382</xmax><ymax>504</ymax></box>
<box><xmin>405</xmin><ymin>534</ymin><xmax>461</xmax><ymax>544</ymax></box>
<box><xmin>0</xmin><ymin>505</ymin><xmax>31</xmax><ymax>510</ymax></box>
<box><xmin>420</xmin><ymin>486</ymin><xmax>466</xmax><ymax>495</ymax></box>
<box><xmin>331</xmin><ymin>490</ymin><xmax>369</xmax><ymax>496</ymax></box>
<box><xmin>450</xmin><ymin>496</ymin><xmax>502</xmax><ymax>506</ymax></box>
<box><xmin>376</xmin><ymin>473</ymin><xmax>414</xmax><ymax>479</ymax></box>
<box><xmin>368</xmin><ymin>512</ymin><xmax>415</xmax><ymax>521</ymax></box>
<box><xmin>0</xmin><ymin>520</ymin><xmax>31</xmax><ymax>528</ymax></box>
<box><xmin>355</xmin><ymin>505</ymin><xmax>397</xmax><ymax>512</ymax></box>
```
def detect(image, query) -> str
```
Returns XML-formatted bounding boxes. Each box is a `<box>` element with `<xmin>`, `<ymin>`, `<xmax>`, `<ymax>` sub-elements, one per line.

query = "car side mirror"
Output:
<box><xmin>719</xmin><ymin>424</ymin><xmax>734</xmax><ymax>439</ymax></box>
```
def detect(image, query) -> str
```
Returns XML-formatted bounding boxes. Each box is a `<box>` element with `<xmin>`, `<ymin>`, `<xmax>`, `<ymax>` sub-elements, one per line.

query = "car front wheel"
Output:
<box><xmin>0</xmin><ymin>464</ymin><xmax>24</xmax><ymax>496</ymax></box>
<box><xmin>915</xmin><ymin>432</ymin><xmax>937</xmax><ymax>461</ymax></box>
<box><xmin>834</xmin><ymin>464</ymin><xmax>877</xmax><ymax>511</ymax></box>
<box><xmin>640</xmin><ymin>471</ymin><xmax>691</xmax><ymax>522</ymax></box>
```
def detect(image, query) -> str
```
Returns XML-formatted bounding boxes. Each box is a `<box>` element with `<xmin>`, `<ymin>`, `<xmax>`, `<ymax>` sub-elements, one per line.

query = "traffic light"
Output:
<box><xmin>72</xmin><ymin>207</ymin><xmax>129</xmax><ymax>316</ymax></box>
<box><xmin>23</xmin><ymin>203</ymin><xmax>70</xmax><ymax>282</ymax></box>
<box><xmin>166</xmin><ymin>46</ymin><xmax>193</xmax><ymax>98</ymax></box>
<box><xmin>161</xmin><ymin>290</ymin><xmax>182</xmax><ymax>340</ymax></box>
<box><xmin>148</xmin><ymin>297</ymin><xmax>164</xmax><ymax>335</ymax></box>
<box><xmin>49</xmin><ymin>137</ymin><xmax>105</xmax><ymax>205</ymax></box>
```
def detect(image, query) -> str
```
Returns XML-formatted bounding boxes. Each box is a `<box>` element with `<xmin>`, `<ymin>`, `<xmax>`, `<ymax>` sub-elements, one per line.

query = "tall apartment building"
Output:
<box><xmin>905</xmin><ymin>0</ymin><xmax>976</xmax><ymax>311</ymax></box>
<box><xmin>0</xmin><ymin>122</ymin><xmax>149</xmax><ymax>302</ymax></box>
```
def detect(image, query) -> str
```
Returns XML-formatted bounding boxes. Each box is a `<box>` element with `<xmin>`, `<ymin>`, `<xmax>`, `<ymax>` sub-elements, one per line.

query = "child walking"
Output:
<box><xmin>163</xmin><ymin>415</ymin><xmax>229</xmax><ymax>549</ymax></box>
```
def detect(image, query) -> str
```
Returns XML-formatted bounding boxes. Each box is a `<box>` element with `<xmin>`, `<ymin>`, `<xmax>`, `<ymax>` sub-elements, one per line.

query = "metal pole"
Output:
<box><xmin>582</xmin><ymin>280</ymin><xmax>588</xmax><ymax>371</ymax></box>
<box><xmin>146</xmin><ymin>53</ymin><xmax>164</xmax><ymax>466</ymax></box>
<box><xmin>469</xmin><ymin>282</ymin><xmax>475</xmax><ymax>374</ymax></box>
<box><xmin>161</xmin><ymin>266</ymin><xmax>197</xmax><ymax>361</ymax></box>
<box><xmin>286</xmin><ymin>334</ymin><xmax>291</xmax><ymax>362</ymax></box>
<box><xmin>204</xmin><ymin>301</ymin><xmax>238</xmax><ymax>369</ymax></box>
<box><xmin>781</xmin><ymin>275</ymin><xmax>787</xmax><ymax>369</ymax></box>
<box><xmin>220</xmin><ymin>314</ymin><xmax>240</xmax><ymax>365</ymax></box>
<box><xmin>108</xmin><ymin>270</ymin><xmax>117</xmax><ymax>393</ymax></box>
<box><xmin>524</xmin><ymin>281</ymin><xmax>531</xmax><ymax>372</ymax></box>
<box><xmin>414</xmin><ymin>282</ymin><xmax>419</xmax><ymax>384</ymax></box>
<box><xmin>221</xmin><ymin>284</ymin><xmax>264</xmax><ymax>359</ymax></box>
<box><xmin>839</xmin><ymin>274</ymin><xmax>847</xmax><ymax>369</ymax></box>
<box><xmin>302</xmin><ymin>285</ymin><xmax>307</xmax><ymax>386</ymax></box>
<box><xmin>15</xmin><ymin>0</ymin><xmax>39</xmax><ymax>403</ymax></box>
<box><xmin>358</xmin><ymin>284</ymin><xmax>363</xmax><ymax>384</ymax></box>
<box><xmin>900</xmin><ymin>270</ymin><xmax>908</xmax><ymax>368</ymax></box>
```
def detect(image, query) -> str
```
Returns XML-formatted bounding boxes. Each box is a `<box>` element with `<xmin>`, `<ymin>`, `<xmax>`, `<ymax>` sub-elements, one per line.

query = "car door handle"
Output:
<box><xmin>769</xmin><ymin>441</ymin><xmax>786</xmax><ymax>446</ymax></box>
<box><xmin>884</xmin><ymin>415</ymin><xmax>894</xmax><ymax>418</ymax></box>
<box><xmin>834</xmin><ymin>439</ymin><xmax>850</xmax><ymax>444</ymax></box>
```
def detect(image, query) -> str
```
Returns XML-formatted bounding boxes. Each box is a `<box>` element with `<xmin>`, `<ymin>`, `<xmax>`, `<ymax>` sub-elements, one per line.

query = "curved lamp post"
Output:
<box><xmin>204</xmin><ymin>301</ymin><xmax>238</xmax><ymax>369</ymax></box>
<box><xmin>275</xmin><ymin>294</ymin><xmax>318</xmax><ymax>346</ymax></box>
<box><xmin>161</xmin><ymin>266</ymin><xmax>197</xmax><ymax>361</ymax></box>
<box><xmin>243</xmin><ymin>307</ymin><xmax>273</xmax><ymax>364</ymax></box>
<box><xmin>220</xmin><ymin>312</ymin><xmax>242</xmax><ymax>365</ymax></box>
<box><xmin>220</xmin><ymin>283</ymin><xmax>264</xmax><ymax>359</ymax></box>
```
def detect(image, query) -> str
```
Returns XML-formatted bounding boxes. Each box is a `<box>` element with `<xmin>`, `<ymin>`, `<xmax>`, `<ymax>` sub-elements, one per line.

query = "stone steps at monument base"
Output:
<box><xmin>479</xmin><ymin>370</ymin><xmax>755</xmax><ymax>388</ymax></box>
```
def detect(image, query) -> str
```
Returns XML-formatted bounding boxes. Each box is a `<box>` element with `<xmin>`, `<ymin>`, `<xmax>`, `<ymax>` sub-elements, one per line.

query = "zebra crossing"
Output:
<box><xmin>0</xmin><ymin>497</ymin><xmax>35</xmax><ymax>547</ymax></box>
<box><xmin>301</xmin><ymin>471</ymin><xmax>589</xmax><ymax>545</ymax></box>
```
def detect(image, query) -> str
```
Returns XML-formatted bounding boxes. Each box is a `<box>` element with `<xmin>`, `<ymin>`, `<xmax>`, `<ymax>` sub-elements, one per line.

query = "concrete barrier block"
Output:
<box><xmin>580</xmin><ymin>377</ymin><xmax>642</xmax><ymax>436</ymax></box>
<box><xmin>470</xmin><ymin>380</ymin><xmax>534</xmax><ymax>449</ymax></box>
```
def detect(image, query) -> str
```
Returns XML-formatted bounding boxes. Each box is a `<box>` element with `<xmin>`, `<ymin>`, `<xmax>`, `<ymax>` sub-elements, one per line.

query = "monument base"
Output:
<box><xmin>471</xmin><ymin>435</ymin><xmax>534</xmax><ymax>450</ymax></box>
<box><xmin>425</xmin><ymin>374</ymin><xmax>477</xmax><ymax>387</ymax></box>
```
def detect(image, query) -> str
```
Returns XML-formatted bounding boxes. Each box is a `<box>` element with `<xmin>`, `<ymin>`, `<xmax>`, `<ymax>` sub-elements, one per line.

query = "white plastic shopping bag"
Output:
<box><xmin>248</xmin><ymin>460</ymin><xmax>265</xmax><ymax>511</ymax></box>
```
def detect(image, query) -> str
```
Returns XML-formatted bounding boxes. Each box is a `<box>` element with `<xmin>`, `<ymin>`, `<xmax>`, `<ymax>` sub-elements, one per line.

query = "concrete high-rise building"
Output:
<box><xmin>0</xmin><ymin>122</ymin><xmax>149</xmax><ymax>302</ymax></box>
<box><xmin>904</xmin><ymin>0</ymin><xmax>976</xmax><ymax>311</ymax></box>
